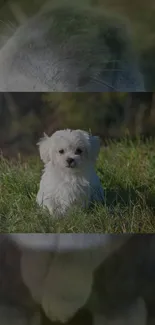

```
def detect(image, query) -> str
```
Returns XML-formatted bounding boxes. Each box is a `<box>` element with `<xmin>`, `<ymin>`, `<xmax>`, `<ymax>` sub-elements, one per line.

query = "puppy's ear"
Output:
<box><xmin>37</xmin><ymin>133</ymin><xmax>50</xmax><ymax>164</ymax></box>
<box><xmin>90</xmin><ymin>135</ymin><xmax>101</xmax><ymax>161</ymax></box>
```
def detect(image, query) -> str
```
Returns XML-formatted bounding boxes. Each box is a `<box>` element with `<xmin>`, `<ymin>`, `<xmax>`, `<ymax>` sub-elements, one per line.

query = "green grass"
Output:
<box><xmin>1</xmin><ymin>139</ymin><xmax>155</xmax><ymax>233</ymax></box>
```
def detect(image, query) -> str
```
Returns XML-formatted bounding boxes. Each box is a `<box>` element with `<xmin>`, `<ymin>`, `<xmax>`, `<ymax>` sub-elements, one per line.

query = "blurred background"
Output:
<box><xmin>0</xmin><ymin>92</ymin><xmax>154</xmax><ymax>158</ymax></box>
<box><xmin>0</xmin><ymin>0</ymin><xmax>155</xmax><ymax>89</ymax></box>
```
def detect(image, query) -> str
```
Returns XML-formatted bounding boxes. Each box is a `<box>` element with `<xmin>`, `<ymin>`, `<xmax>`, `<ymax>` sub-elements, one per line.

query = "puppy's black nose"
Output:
<box><xmin>66</xmin><ymin>157</ymin><xmax>74</xmax><ymax>165</ymax></box>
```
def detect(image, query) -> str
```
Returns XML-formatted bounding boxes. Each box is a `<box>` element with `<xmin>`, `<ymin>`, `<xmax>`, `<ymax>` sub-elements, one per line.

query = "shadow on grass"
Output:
<box><xmin>104</xmin><ymin>185</ymin><xmax>155</xmax><ymax>211</ymax></box>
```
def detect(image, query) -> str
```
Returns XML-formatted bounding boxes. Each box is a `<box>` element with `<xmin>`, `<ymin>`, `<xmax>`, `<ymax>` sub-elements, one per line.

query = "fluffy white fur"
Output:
<box><xmin>36</xmin><ymin>129</ymin><xmax>104</xmax><ymax>217</ymax></box>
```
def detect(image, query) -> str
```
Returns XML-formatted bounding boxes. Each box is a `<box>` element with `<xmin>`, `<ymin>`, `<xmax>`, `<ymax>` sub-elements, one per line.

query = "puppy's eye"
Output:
<box><xmin>59</xmin><ymin>149</ymin><xmax>64</xmax><ymax>154</ymax></box>
<box><xmin>75</xmin><ymin>148</ymin><xmax>82</xmax><ymax>155</ymax></box>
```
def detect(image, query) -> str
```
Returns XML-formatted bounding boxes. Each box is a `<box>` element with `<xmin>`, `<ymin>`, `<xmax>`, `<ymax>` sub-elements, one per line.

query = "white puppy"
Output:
<box><xmin>36</xmin><ymin>129</ymin><xmax>104</xmax><ymax>217</ymax></box>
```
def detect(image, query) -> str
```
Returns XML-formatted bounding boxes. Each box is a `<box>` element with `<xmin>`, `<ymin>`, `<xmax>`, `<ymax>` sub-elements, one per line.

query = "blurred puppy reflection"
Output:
<box><xmin>0</xmin><ymin>1</ymin><xmax>144</xmax><ymax>91</ymax></box>
<box><xmin>0</xmin><ymin>234</ymin><xmax>155</xmax><ymax>324</ymax></box>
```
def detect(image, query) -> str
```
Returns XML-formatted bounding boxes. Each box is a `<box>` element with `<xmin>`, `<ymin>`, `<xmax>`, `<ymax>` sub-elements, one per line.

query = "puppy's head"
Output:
<box><xmin>37</xmin><ymin>129</ymin><xmax>100</xmax><ymax>170</ymax></box>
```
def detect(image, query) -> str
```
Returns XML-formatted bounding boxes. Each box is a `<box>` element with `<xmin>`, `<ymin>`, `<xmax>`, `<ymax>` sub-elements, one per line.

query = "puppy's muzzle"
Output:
<box><xmin>66</xmin><ymin>157</ymin><xmax>76</xmax><ymax>168</ymax></box>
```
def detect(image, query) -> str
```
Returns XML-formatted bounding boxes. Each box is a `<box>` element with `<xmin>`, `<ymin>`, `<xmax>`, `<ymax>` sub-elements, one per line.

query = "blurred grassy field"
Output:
<box><xmin>1</xmin><ymin>138</ymin><xmax>155</xmax><ymax>233</ymax></box>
